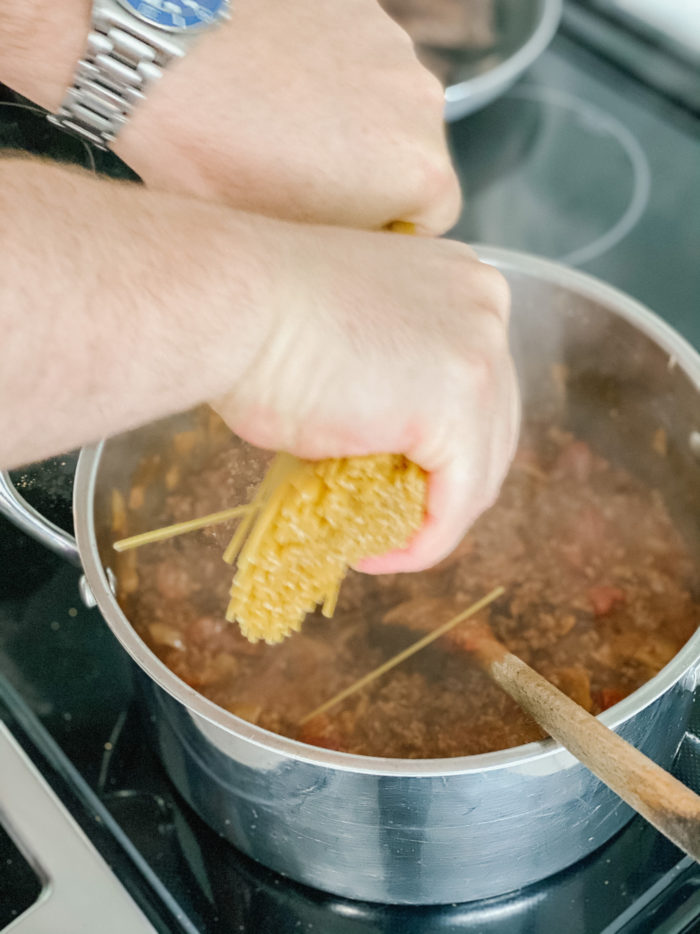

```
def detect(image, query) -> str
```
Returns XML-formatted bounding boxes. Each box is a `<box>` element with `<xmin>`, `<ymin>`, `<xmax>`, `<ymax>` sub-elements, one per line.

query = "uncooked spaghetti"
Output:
<box><xmin>224</xmin><ymin>453</ymin><xmax>427</xmax><ymax>644</ymax></box>
<box><xmin>113</xmin><ymin>504</ymin><xmax>254</xmax><ymax>552</ymax></box>
<box><xmin>299</xmin><ymin>585</ymin><xmax>505</xmax><ymax>724</ymax></box>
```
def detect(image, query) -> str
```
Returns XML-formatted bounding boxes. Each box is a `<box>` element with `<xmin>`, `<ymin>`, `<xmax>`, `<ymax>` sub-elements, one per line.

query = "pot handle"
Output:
<box><xmin>0</xmin><ymin>470</ymin><xmax>82</xmax><ymax>568</ymax></box>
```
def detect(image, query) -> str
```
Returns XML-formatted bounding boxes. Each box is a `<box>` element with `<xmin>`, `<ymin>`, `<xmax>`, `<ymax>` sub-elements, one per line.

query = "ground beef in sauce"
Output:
<box><xmin>117</xmin><ymin>426</ymin><xmax>699</xmax><ymax>759</ymax></box>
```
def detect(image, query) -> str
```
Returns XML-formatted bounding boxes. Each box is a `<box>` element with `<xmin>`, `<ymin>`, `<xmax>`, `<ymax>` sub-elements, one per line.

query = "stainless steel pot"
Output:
<box><xmin>3</xmin><ymin>247</ymin><xmax>700</xmax><ymax>905</ymax></box>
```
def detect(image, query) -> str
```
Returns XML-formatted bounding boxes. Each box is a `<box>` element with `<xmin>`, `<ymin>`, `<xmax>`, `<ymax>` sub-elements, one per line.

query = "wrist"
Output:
<box><xmin>195</xmin><ymin>207</ymin><xmax>284</xmax><ymax>403</ymax></box>
<box><xmin>108</xmin><ymin>18</ymin><xmax>234</xmax><ymax>197</ymax></box>
<box><xmin>1</xmin><ymin>2</ymin><xmax>91</xmax><ymax>111</ymax></box>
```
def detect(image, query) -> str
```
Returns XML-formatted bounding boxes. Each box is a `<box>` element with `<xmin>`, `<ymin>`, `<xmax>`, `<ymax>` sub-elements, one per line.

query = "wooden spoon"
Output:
<box><xmin>456</xmin><ymin>620</ymin><xmax>700</xmax><ymax>862</ymax></box>
<box><xmin>304</xmin><ymin>592</ymin><xmax>700</xmax><ymax>860</ymax></box>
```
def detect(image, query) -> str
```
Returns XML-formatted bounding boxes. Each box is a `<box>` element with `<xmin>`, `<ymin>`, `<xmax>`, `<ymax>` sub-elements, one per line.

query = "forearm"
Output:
<box><xmin>0</xmin><ymin>157</ymin><xmax>273</xmax><ymax>468</ymax></box>
<box><xmin>1</xmin><ymin>1</ymin><xmax>89</xmax><ymax>111</ymax></box>
<box><xmin>0</xmin><ymin>0</ymin><xmax>460</xmax><ymax>232</ymax></box>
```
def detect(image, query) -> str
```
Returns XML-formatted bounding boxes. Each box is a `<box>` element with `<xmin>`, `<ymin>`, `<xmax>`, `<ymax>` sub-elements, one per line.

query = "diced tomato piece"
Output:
<box><xmin>588</xmin><ymin>585</ymin><xmax>626</xmax><ymax>617</ymax></box>
<box><xmin>297</xmin><ymin>715</ymin><xmax>347</xmax><ymax>752</ymax></box>
<box><xmin>598</xmin><ymin>688</ymin><xmax>627</xmax><ymax>711</ymax></box>
<box><xmin>551</xmin><ymin>666</ymin><xmax>593</xmax><ymax>712</ymax></box>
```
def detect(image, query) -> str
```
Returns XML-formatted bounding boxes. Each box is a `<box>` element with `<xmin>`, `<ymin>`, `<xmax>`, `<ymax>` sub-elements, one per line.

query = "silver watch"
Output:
<box><xmin>49</xmin><ymin>0</ymin><xmax>230</xmax><ymax>151</ymax></box>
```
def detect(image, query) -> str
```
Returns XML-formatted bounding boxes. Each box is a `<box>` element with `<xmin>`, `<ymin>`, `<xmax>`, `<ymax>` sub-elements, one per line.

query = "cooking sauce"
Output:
<box><xmin>117</xmin><ymin>425</ymin><xmax>699</xmax><ymax>758</ymax></box>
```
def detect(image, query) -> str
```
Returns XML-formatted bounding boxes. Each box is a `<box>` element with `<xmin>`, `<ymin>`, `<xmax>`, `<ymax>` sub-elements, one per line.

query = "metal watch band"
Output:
<box><xmin>48</xmin><ymin>4</ymin><xmax>186</xmax><ymax>151</ymax></box>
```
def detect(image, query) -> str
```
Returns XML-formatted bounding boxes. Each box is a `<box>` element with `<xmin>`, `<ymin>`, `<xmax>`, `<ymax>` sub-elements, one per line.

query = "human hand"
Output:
<box><xmin>0</xmin><ymin>155</ymin><xmax>514</xmax><ymax>567</ymax></box>
<box><xmin>113</xmin><ymin>0</ymin><xmax>460</xmax><ymax>233</ymax></box>
<box><xmin>213</xmin><ymin>226</ymin><xmax>519</xmax><ymax>573</ymax></box>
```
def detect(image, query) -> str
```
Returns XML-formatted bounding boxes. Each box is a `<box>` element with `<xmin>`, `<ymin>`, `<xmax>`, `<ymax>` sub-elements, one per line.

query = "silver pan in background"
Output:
<box><xmin>442</xmin><ymin>0</ymin><xmax>563</xmax><ymax>121</ymax></box>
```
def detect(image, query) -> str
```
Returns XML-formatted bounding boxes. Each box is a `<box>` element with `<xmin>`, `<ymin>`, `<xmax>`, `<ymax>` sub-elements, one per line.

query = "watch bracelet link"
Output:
<box><xmin>48</xmin><ymin>6</ymin><xmax>186</xmax><ymax>151</ymax></box>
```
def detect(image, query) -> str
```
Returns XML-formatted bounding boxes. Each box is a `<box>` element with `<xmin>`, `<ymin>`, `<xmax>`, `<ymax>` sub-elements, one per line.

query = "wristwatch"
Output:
<box><xmin>48</xmin><ymin>0</ymin><xmax>230</xmax><ymax>150</ymax></box>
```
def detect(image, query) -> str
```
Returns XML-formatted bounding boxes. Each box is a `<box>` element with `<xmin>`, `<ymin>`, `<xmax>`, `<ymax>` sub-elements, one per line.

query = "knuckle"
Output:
<box><xmin>440</xmin><ymin>245</ymin><xmax>509</xmax><ymax>326</ymax></box>
<box><xmin>438</xmin><ymin>174</ymin><xmax>463</xmax><ymax>232</ymax></box>
<box><xmin>473</xmin><ymin>263</ymin><xmax>511</xmax><ymax>324</ymax></box>
<box><xmin>414</xmin><ymin>152</ymin><xmax>450</xmax><ymax>197</ymax></box>
<box><xmin>407</xmin><ymin>151</ymin><xmax>461</xmax><ymax>227</ymax></box>
<box><xmin>451</xmin><ymin>332</ymin><xmax>512</xmax><ymax>405</ymax></box>
<box><xmin>461</xmin><ymin>348</ymin><xmax>495</xmax><ymax>395</ymax></box>
<box><xmin>444</xmin><ymin>239</ymin><xmax>478</xmax><ymax>262</ymax></box>
<box><xmin>420</xmin><ymin>67</ymin><xmax>449</xmax><ymax>108</ymax></box>
<box><xmin>484</xmin><ymin>476</ymin><xmax>506</xmax><ymax>514</ymax></box>
<box><xmin>479</xmin><ymin>304</ymin><xmax>510</xmax><ymax>353</ymax></box>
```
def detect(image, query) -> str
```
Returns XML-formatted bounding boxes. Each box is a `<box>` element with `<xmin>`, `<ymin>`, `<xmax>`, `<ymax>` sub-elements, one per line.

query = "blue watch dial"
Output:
<box><xmin>119</xmin><ymin>0</ymin><xmax>226</xmax><ymax>29</ymax></box>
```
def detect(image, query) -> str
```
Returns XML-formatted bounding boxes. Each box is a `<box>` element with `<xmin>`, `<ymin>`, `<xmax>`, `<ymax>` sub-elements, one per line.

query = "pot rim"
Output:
<box><xmin>75</xmin><ymin>246</ymin><xmax>700</xmax><ymax>777</ymax></box>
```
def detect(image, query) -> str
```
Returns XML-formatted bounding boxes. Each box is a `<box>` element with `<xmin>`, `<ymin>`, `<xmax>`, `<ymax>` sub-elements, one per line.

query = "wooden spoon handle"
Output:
<box><xmin>472</xmin><ymin>635</ymin><xmax>700</xmax><ymax>861</ymax></box>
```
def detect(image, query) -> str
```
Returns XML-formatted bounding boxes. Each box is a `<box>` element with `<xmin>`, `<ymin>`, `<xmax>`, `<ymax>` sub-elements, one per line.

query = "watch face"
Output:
<box><xmin>119</xmin><ymin>0</ymin><xmax>227</xmax><ymax>30</ymax></box>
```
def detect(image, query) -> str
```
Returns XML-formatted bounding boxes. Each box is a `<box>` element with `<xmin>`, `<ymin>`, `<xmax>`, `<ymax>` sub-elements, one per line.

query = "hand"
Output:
<box><xmin>113</xmin><ymin>0</ymin><xmax>460</xmax><ymax>232</ymax></box>
<box><xmin>214</xmin><ymin>226</ymin><xmax>519</xmax><ymax>573</ymax></box>
<box><xmin>0</xmin><ymin>159</ymin><xmax>513</xmax><ymax>529</ymax></box>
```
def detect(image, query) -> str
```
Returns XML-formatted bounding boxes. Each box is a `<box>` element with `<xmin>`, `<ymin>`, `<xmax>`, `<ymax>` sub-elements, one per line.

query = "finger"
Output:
<box><xmin>396</xmin><ymin>162</ymin><xmax>463</xmax><ymax>237</ymax></box>
<box><xmin>356</xmin><ymin>451</ymin><xmax>489</xmax><ymax>574</ymax></box>
<box><xmin>507</xmin><ymin>359</ymin><xmax>522</xmax><ymax>463</ymax></box>
<box><xmin>483</xmin><ymin>359</ymin><xmax>520</xmax><ymax>506</ymax></box>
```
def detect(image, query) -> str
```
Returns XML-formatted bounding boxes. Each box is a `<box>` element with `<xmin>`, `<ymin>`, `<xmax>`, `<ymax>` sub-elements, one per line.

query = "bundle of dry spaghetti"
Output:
<box><xmin>223</xmin><ymin>452</ymin><xmax>427</xmax><ymax>644</ymax></box>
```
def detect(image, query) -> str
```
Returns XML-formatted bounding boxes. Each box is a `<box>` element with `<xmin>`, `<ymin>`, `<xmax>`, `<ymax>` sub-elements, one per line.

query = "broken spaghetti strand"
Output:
<box><xmin>113</xmin><ymin>504</ymin><xmax>254</xmax><ymax>552</ymax></box>
<box><xmin>299</xmin><ymin>585</ymin><xmax>505</xmax><ymax>724</ymax></box>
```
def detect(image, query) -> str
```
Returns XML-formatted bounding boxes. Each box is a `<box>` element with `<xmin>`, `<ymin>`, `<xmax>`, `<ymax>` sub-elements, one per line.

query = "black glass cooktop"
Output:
<box><xmin>2</xmin><ymin>14</ymin><xmax>700</xmax><ymax>934</ymax></box>
<box><xmin>3</xmin><ymin>560</ymin><xmax>700</xmax><ymax>934</ymax></box>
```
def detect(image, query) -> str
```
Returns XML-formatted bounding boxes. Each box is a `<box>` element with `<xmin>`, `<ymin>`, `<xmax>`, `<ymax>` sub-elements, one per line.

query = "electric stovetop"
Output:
<box><xmin>2</xmin><ymin>7</ymin><xmax>700</xmax><ymax>932</ymax></box>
